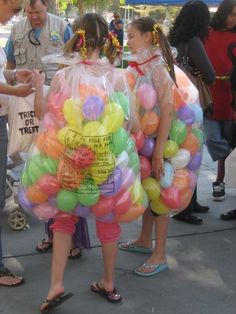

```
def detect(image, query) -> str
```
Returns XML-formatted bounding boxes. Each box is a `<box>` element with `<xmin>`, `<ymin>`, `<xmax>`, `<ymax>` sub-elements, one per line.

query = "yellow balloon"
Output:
<box><xmin>163</xmin><ymin>140</ymin><xmax>179</xmax><ymax>159</ymax></box>
<box><xmin>142</xmin><ymin>177</ymin><xmax>160</xmax><ymax>201</ymax></box>
<box><xmin>63</xmin><ymin>99</ymin><xmax>83</xmax><ymax>126</ymax></box>
<box><xmin>90</xmin><ymin>153</ymin><xmax>115</xmax><ymax>184</ymax></box>
<box><xmin>130</xmin><ymin>179</ymin><xmax>144</xmax><ymax>204</ymax></box>
<box><xmin>150</xmin><ymin>199</ymin><xmax>169</xmax><ymax>215</ymax></box>
<box><xmin>102</xmin><ymin>102</ymin><xmax>125</xmax><ymax>133</ymax></box>
<box><xmin>82</xmin><ymin>121</ymin><xmax>110</xmax><ymax>153</ymax></box>
<box><xmin>57</xmin><ymin>125</ymin><xmax>82</xmax><ymax>148</ymax></box>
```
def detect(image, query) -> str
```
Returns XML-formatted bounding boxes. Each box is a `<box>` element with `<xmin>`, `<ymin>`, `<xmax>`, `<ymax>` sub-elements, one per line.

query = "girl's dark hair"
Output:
<box><xmin>210</xmin><ymin>0</ymin><xmax>236</xmax><ymax>32</ymax></box>
<box><xmin>130</xmin><ymin>17</ymin><xmax>176</xmax><ymax>84</ymax></box>
<box><xmin>64</xmin><ymin>13</ymin><xmax>119</xmax><ymax>63</ymax></box>
<box><xmin>169</xmin><ymin>0</ymin><xmax>210</xmax><ymax>45</ymax></box>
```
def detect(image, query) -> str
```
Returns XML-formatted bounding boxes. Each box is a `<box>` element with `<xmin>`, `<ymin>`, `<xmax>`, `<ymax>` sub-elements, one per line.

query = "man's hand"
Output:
<box><xmin>15</xmin><ymin>69</ymin><xmax>33</xmax><ymax>83</ymax></box>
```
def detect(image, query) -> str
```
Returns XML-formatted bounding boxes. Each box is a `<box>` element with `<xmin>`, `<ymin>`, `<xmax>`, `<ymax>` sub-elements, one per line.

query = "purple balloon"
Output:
<box><xmin>139</xmin><ymin>137</ymin><xmax>155</xmax><ymax>157</ymax></box>
<box><xmin>121</xmin><ymin>167</ymin><xmax>134</xmax><ymax>189</ymax></box>
<box><xmin>18</xmin><ymin>189</ymin><xmax>34</xmax><ymax>212</ymax></box>
<box><xmin>74</xmin><ymin>204</ymin><xmax>91</xmax><ymax>218</ymax></box>
<box><xmin>100</xmin><ymin>167</ymin><xmax>122</xmax><ymax>197</ymax></box>
<box><xmin>187</xmin><ymin>152</ymin><xmax>202</xmax><ymax>171</ymax></box>
<box><xmin>96</xmin><ymin>212</ymin><xmax>115</xmax><ymax>223</ymax></box>
<box><xmin>177</xmin><ymin>105</ymin><xmax>195</xmax><ymax>125</ymax></box>
<box><xmin>48</xmin><ymin>195</ymin><xmax>57</xmax><ymax>207</ymax></box>
<box><xmin>82</xmin><ymin>96</ymin><xmax>104</xmax><ymax>120</ymax></box>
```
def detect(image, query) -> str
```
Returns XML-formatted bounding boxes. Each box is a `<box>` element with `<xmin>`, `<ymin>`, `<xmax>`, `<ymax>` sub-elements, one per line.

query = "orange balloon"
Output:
<box><xmin>115</xmin><ymin>204</ymin><xmax>146</xmax><ymax>223</ymax></box>
<box><xmin>126</xmin><ymin>72</ymin><xmax>136</xmax><ymax>90</ymax></box>
<box><xmin>141</xmin><ymin>111</ymin><xmax>159</xmax><ymax>136</ymax></box>
<box><xmin>57</xmin><ymin>159</ymin><xmax>85</xmax><ymax>190</ymax></box>
<box><xmin>173</xmin><ymin>86</ymin><xmax>187</xmax><ymax>110</ymax></box>
<box><xmin>26</xmin><ymin>185</ymin><xmax>48</xmax><ymax>204</ymax></box>
<box><xmin>172</xmin><ymin>169</ymin><xmax>189</xmax><ymax>191</ymax></box>
<box><xmin>176</xmin><ymin>70</ymin><xmax>191</xmax><ymax>87</ymax></box>
<box><xmin>178</xmin><ymin>187</ymin><xmax>193</xmax><ymax>210</ymax></box>
<box><xmin>36</xmin><ymin>129</ymin><xmax>65</xmax><ymax>160</ymax></box>
<box><xmin>78</xmin><ymin>84</ymin><xmax>108</xmax><ymax>104</ymax></box>
<box><xmin>180</xmin><ymin>132</ymin><xmax>200</xmax><ymax>155</ymax></box>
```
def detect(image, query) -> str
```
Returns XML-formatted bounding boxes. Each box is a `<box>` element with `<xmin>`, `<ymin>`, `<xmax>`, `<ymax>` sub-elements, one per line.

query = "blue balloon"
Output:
<box><xmin>160</xmin><ymin>162</ymin><xmax>174</xmax><ymax>188</ymax></box>
<box><xmin>189</xmin><ymin>103</ymin><xmax>203</xmax><ymax>124</ymax></box>
<box><xmin>177</xmin><ymin>105</ymin><xmax>195</xmax><ymax>125</ymax></box>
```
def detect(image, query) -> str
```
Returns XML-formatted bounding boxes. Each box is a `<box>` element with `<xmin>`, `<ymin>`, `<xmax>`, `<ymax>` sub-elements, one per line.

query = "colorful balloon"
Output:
<box><xmin>102</xmin><ymin>102</ymin><xmax>125</xmax><ymax>133</ymax></box>
<box><xmin>161</xmin><ymin>187</ymin><xmax>181</xmax><ymax>209</ymax></box>
<box><xmin>140</xmin><ymin>156</ymin><xmax>152</xmax><ymax>179</ymax></box>
<box><xmin>114</xmin><ymin>189</ymin><xmax>132</xmax><ymax>215</ymax></box>
<box><xmin>97</xmin><ymin>212</ymin><xmax>115</xmax><ymax>223</ymax></box>
<box><xmin>56</xmin><ymin>189</ymin><xmax>78</xmax><ymax>212</ymax></box>
<box><xmin>163</xmin><ymin>140</ymin><xmax>179</xmax><ymax>159</ymax></box>
<box><xmin>82</xmin><ymin>96</ymin><xmax>104</xmax><ymax>120</ymax></box>
<box><xmin>128</xmin><ymin>152</ymin><xmax>140</xmax><ymax>175</ymax></box>
<box><xmin>137</xmin><ymin>83</ymin><xmax>157</xmax><ymax>110</ymax></box>
<box><xmin>26</xmin><ymin>185</ymin><xmax>48</xmax><ymax>204</ymax></box>
<box><xmin>169</xmin><ymin>120</ymin><xmax>187</xmax><ymax>145</ymax></box>
<box><xmin>177</xmin><ymin>105</ymin><xmax>195</xmax><ymax>125</ymax></box>
<box><xmin>150</xmin><ymin>198</ymin><xmax>169</xmax><ymax>215</ymax></box>
<box><xmin>139</xmin><ymin>137</ymin><xmax>155</xmax><ymax>158</ymax></box>
<box><xmin>116</xmin><ymin>151</ymin><xmax>129</xmax><ymax>169</ymax></box>
<box><xmin>110</xmin><ymin>92</ymin><xmax>130</xmax><ymax>117</ymax></box>
<box><xmin>141</xmin><ymin>111</ymin><xmax>159</xmax><ymax>136</ymax></box>
<box><xmin>38</xmin><ymin>174</ymin><xmax>61</xmax><ymax>195</ymax></box>
<box><xmin>169</xmin><ymin>148</ymin><xmax>191</xmax><ymax>170</ymax></box>
<box><xmin>142</xmin><ymin>177</ymin><xmax>160</xmax><ymax>201</ymax></box>
<box><xmin>187</xmin><ymin>152</ymin><xmax>202</xmax><ymax>171</ymax></box>
<box><xmin>100</xmin><ymin>167</ymin><xmax>122</xmax><ymax>197</ymax></box>
<box><xmin>172</xmin><ymin>169</ymin><xmax>189</xmax><ymax>191</ymax></box>
<box><xmin>121</xmin><ymin>167</ymin><xmax>134</xmax><ymax>189</ymax></box>
<box><xmin>180</xmin><ymin>132</ymin><xmax>200</xmax><ymax>155</ymax></box>
<box><xmin>33</xmin><ymin>203</ymin><xmax>58</xmax><ymax>220</ymax></box>
<box><xmin>63</xmin><ymin>98</ymin><xmax>83</xmax><ymax>126</ymax></box>
<box><xmin>115</xmin><ymin>204</ymin><xmax>146</xmax><ymax>223</ymax></box>
<box><xmin>73</xmin><ymin>204</ymin><xmax>91</xmax><ymax>218</ymax></box>
<box><xmin>77</xmin><ymin>179</ymin><xmax>100</xmax><ymax>207</ymax></box>
<box><xmin>189</xmin><ymin>103</ymin><xmax>203</xmax><ymax>124</ymax></box>
<box><xmin>18</xmin><ymin>189</ymin><xmax>34</xmax><ymax>212</ymax></box>
<box><xmin>73</xmin><ymin>145</ymin><xmax>95</xmax><ymax>168</ymax></box>
<box><xmin>112</xmin><ymin>128</ymin><xmax>129</xmax><ymax>156</ymax></box>
<box><xmin>91</xmin><ymin>195</ymin><xmax>114</xmax><ymax>217</ymax></box>
<box><xmin>160</xmin><ymin>162</ymin><xmax>174</xmax><ymax>188</ymax></box>
<box><xmin>132</xmin><ymin>130</ymin><xmax>145</xmax><ymax>151</ymax></box>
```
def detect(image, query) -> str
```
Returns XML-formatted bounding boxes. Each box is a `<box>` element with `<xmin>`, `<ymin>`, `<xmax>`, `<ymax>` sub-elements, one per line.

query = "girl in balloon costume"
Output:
<box><xmin>119</xmin><ymin>17</ymin><xmax>203</xmax><ymax>276</ymax></box>
<box><xmin>19</xmin><ymin>13</ymin><xmax>146</xmax><ymax>311</ymax></box>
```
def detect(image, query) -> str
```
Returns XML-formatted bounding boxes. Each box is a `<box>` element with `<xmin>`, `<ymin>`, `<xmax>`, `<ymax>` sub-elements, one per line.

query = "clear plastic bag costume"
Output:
<box><xmin>18</xmin><ymin>56</ymin><xmax>146</xmax><ymax>223</ymax></box>
<box><xmin>127</xmin><ymin>48</ymin><xmax>203</xmax><ymax>215</ymax></box>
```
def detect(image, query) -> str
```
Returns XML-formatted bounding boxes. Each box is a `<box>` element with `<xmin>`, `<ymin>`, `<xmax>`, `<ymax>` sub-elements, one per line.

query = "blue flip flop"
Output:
<box><xmin>134</xmin><ymin>262</ymin><xmax>168</xmax><ymax>277</ymax></box>
<box><xmin>119</xmin><ymin>241</ymin><xmax>153</xmax><ymax>254</ymax></box>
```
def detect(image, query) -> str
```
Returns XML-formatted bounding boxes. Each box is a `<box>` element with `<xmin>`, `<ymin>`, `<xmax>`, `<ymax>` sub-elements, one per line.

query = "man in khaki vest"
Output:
<box><xmin>5</xmin><ymin>0</ymin><xmax>72</xmax><ymax>84</ymax></box>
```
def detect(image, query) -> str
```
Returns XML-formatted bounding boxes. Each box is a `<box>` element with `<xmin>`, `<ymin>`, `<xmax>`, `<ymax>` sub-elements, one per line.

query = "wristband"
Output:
<box><xmin>12</xmin><ymin>69</ymin><xmax>17</xmax><ymax>82</ymax></box>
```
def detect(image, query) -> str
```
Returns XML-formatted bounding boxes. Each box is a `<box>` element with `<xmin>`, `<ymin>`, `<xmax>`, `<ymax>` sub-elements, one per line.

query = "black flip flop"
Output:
<box><xmin>90</xmin><ymin>282</ymin><xmax>122</xmax><ymax>303</ymax></box>
<box><xmin>36</xmin><ymin>239</ymin><xmax>53</xmax><ymax>253</ymax></box>
<box><xmin>0</xmin><ymin>267</ymin><xmax>24</xmax><ymax>287</ymax></box>
<box><xmin>40</xmin><ymin>292</ymin><xmax>73</xmax><ymax>313</ymax></box>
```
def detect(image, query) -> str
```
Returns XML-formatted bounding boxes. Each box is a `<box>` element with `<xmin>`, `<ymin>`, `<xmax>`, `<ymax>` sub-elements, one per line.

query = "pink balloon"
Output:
<box><xmin>33</xmin><ymin>203</ymin><xmax>58</xmax><ymax>220</ymax></box>
<box><xmin>38</xmin><ymin>174</ymin><xmax>61</xmax><ymax>195</ymax></box>
<box><xmin>140</xmin><ymin>156</ymin><xmax>152</xmax><ymax>179</ymax></box>
<box><xmin>161</xmin><ymin>187</ymin><xmax>181</xmax><ymax>209</ymax></box>
<box><xmin>132</xmin><ymin>130</ymin><xmax>145</xmax><ymax>151</ymax></box>
<box><xmin>91</xmin><ymin>196</ymin><xmax>114</xmax><ymax>217</ymax></box>
<box><xmin>137</xmin><ymin>83</ymin><xmax>157</xmax><ymax>110</ymax></box>
<box><xmin>114</xmin><ymin>189</ymin><xmax>132</xmax><ymax>215</ymax></box>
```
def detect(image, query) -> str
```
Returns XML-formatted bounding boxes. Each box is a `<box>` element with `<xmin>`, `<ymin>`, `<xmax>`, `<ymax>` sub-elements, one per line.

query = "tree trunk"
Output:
<box><xmin>77</xmin><ymin>0</ymin><xmax>84</xmax><ymax>15</ymax></box>
<box><xmin>48</xmin><ymin>0</ymin><xmax>57</xmax><ymax>15</ymax></box>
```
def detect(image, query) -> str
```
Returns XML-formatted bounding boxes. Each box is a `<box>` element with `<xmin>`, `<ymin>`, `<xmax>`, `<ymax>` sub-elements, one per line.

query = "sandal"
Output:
<box><xmin>90</xmin><ymin>282</ymin><xmax>122</xmax><ymax>303</ymax></box>
<box><xmin>40</xmin><ymin>292</ymin><xmax>73</xmax><ymax>313</ymax></box>
<box><xmin>0</xmin><ymin>267</ymin><xmax>24</xmax><ymax>287</ymax></box>
<box><xmin>69</xmin><ymin>248</ymin><xmax>82</xmax><ymax>259</ymax></box>
<box><xmin>36</xmin><ymin>239</ymin><xmax>53</xmax><ymax>253</ymax></box>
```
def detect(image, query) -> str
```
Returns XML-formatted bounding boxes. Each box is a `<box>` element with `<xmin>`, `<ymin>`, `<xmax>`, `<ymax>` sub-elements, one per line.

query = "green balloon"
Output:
<box><xmin>27</xmin><ymin>155</ymin><xmax>46</xmax><ymax>184</ymax></box>
<box><xmin>192</xmin><ymin>128</ymin><xmax>204</xmax><ymax>147</ymax></box>
<box><xmin>110</xmin><ymin>92</ymin><xmax>130</xmax><ymax>118</ymax></box>
<box><xmin>126</xmin><ymin>137</ymin><xmax>135</xmax><ymax>153</ymax></box>
<box><xmin>56</xmin><ymin>189</ymin><xmax>78</xmax><ymax>212</ymax></box>
<box><xmin>42</xmin><ymin>155</ymin><xmax>59</xmax><ymax>175</ymax></box>
<box><xmin>170</xmin><ymin>120</ymin><xmax>187</xmax><ymax>145</ymax></box>
<box><xmin>77</xmin><ymin>179</ymin><xmax>100</xmax><ymax>207</ymax></box>
<box><xmin>21</xmin><ymin>170</ymin><xmax>32</xmax><ymax>188</ymax></box>
<box><xmin>128</xmin><ymin>152</ymin><xmax>140</xmax><ymax>175</ymax></box>
<box><xmin>112</xmin><ymin>128</ymin><xmax>129</xmax><ymax>156</ymax></box>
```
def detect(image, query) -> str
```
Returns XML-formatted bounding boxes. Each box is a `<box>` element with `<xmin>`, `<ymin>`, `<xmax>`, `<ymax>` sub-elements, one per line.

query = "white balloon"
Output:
<box><xmin>116</xmin><ymin>150</ymin><xmax>129</xmax><ymax>169</ymax></box>
<box><xmin>170</xmin><ymin>148</ymin><xmax>191</xmax><ymax>170</ymax></box>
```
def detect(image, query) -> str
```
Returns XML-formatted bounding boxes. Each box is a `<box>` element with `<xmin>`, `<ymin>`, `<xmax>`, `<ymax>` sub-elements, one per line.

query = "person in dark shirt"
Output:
<box><xmin>169</xmin><ymin>0</ymin><xmax>215</xmax><ymax>225</ymax></box>
<box><xmin>109</xmin><ymin>12</ymin><xmax>124</xmax><ymax>46</ymax></box>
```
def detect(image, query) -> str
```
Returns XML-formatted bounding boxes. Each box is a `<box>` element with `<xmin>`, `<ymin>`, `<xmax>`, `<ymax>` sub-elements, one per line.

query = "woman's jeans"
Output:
<box><xmin>0</xmin><ymin>115</ymin><xmax>8</xmax><ymax>270</ymax></box>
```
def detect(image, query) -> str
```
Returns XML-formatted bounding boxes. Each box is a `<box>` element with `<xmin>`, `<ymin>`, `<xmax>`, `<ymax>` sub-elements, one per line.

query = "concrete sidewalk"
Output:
<box><xmin>1</xmin><ymin>147</ymin><xmax>236</xmax><ymax>314</ymax></box>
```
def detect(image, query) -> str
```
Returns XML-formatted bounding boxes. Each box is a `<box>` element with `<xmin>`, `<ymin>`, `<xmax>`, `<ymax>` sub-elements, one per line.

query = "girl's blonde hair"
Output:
<box><xmin>64</xmin><ymin>13</ymin><xmax>121</xmax><ymax>64</ymax></box>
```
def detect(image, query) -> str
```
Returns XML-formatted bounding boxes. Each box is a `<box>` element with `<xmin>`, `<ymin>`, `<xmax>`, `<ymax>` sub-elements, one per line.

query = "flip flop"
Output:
<box><xmin>40</xmin><ymin>292</ymin><xmax>73</xmax><ymax>313</ymax></box>
<box><xmin>36</xmin><ymin>239</ymin><xmax>53</xmax><ymax>253</ymax></box>
<box><xmin>119</xmin><ymin>240</ymin><xmax>153</xmax><ymax>254</ymax></box>
<box><xmin>0</xmin><ymin>267</ymin><xmax>24</xmax><ymax>287</ymax></box>
<box><xmin>134</xmin><ymin>262</ymin><xmax>168</xmax><ymax>277</ymax></box>
<box><xmin>90</xmin><ymin>282</ymin><xmax>122</xmax><ymax>303</ymax></box>
<box><xmin>69</xmin><ymin>248</ymin><xmax>82</xmax><ymax>259</ymax></box>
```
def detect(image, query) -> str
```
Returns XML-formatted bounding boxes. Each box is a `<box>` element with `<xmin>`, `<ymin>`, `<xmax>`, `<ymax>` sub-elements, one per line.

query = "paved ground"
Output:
<box><xmin>1</xmin><ymin>147</ymin><xmax>236</xmax><ymax>314</ymax></box>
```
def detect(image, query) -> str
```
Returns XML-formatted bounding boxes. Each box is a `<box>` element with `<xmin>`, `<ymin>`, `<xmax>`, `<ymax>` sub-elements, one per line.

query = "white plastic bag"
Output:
<box><xmin>225</xmin><ymin>148</ymin><xmax>236</xmax><ymax>188</ymax></box>
<box><xmin>8</xmin><ymin>93</ymin><xmax>40</xmax><ymax>155</ymax></box>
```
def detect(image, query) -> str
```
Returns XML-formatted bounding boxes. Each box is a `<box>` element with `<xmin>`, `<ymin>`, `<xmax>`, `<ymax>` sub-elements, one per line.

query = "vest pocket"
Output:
<box><xmin>14</xmin><ymin>48</ymin><xmax>27</xmax><ymax>65</ymax></box>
